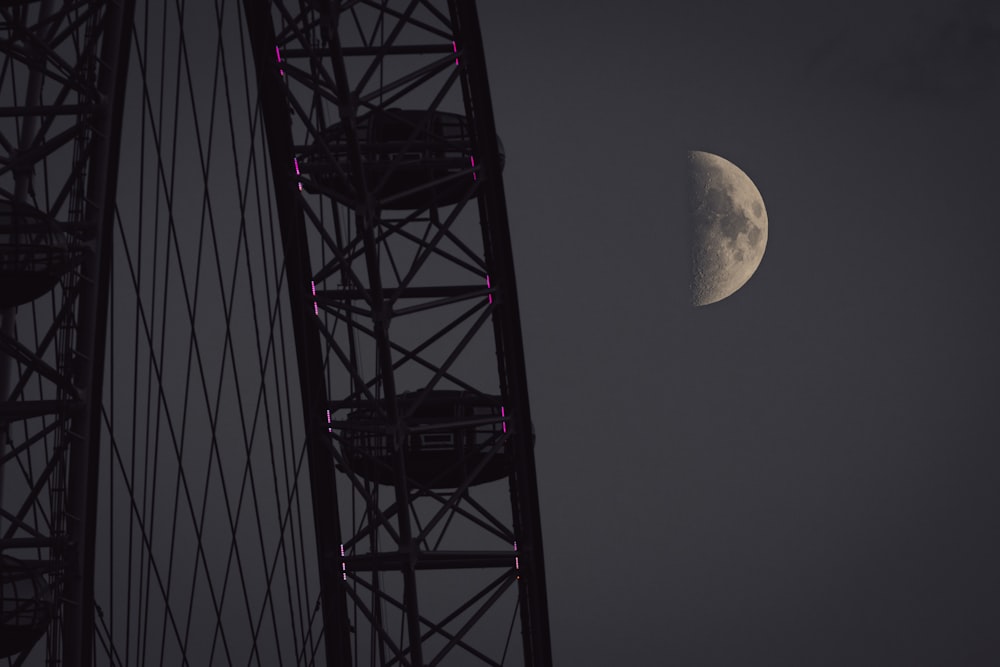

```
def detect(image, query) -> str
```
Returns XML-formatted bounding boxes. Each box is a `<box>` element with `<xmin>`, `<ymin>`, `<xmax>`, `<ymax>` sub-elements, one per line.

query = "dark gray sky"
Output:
<box><xmin>479</xmin><ymin>1</ymin><xmax>1000</xmax><ymax>664</ymax></box>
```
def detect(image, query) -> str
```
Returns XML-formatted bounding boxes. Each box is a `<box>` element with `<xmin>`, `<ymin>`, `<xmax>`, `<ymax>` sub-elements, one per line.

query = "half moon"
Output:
<box><xmin>687</xmin><ymin>151</ymin><xmax>768</xmax><ymax>306</ymax></box>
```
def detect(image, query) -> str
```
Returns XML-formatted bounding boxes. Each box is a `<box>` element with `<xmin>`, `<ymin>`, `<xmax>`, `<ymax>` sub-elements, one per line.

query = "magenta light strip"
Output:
<box><xmin>327</xmin><ymin>409</ymin><xmax>332</xmax><ymax>433</ymax></box>
<box><xmin>452</xmin><ymin>40</ymin><xmax>459</xmax><ymax>66</ymax></box>
<box><xmin>486</xmin><ymin>274</ymin><xmax>493</xmax><ymax>304</ymax></box>
<box><xmin>275</xmin><ymin>46</ymin><xmax>284</xmax><ymax>76</ymax></box>
<box><xmin>294</xmin><ymin>157</ymin><xmax>303</xmax><ymax>191</ymax></box>
<box><xmin>340</xmin><ymin>544</ymin><xmax>347</xmax><ymax>581</ymax></box>
<box><xmin>470</xmin><ymin>155</ymin><xmax>477</xmax><ymax>181</ymax></box>
<box><xmin>501</xmin><ymin>406</ymin><xmax>507</xmax><ymax>433</ymax></box>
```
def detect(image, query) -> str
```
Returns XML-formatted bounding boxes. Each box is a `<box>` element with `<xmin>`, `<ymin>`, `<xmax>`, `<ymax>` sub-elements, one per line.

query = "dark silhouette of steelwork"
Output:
<box><xmin>244</xmin><ymin>1</ymin><xmax>551</xmax><ymax>664</ymax></box>
<box><xmin>1</xmin><ymin>1</ymin><xmax>550</xmax><ymax>665</ymax></box>
<box><xmin>0</xmin><ymin>1</ymin><xmax>135</xmax><ymax>663</ymax></box>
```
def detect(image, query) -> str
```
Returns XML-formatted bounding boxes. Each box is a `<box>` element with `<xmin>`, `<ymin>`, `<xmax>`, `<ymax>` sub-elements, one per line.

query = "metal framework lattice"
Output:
<box><xmin>0</xmin><ymin>1</ymin><xmax>134</xmax><ymax>663</ymax></box>
<box><xmin>245</xmin><ymin>2</ymin><xmax>551</xmax><ymax>664</ymax></box>
<box><xmin>0</xmin><ymin>2</ymin><xmax>550</xmax><ymax>665</ymax></box>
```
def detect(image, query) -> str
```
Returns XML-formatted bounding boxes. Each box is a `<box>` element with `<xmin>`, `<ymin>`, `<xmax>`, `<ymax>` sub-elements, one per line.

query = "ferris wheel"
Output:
<box><xmin>0</xmin><ymin>2</ymin><xmax>551</xmax><ymax>665</ymax></box>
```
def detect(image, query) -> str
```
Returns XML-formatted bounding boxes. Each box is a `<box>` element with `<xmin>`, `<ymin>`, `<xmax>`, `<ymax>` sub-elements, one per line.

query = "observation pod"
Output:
<box><xmin>0</xmin><ymin>556</ymin><xmax>53</xmax><ymax>658</ymax></box>
<box><xmin>302</xmin><ymin>108</ymin><xmax>504</xmax><ymax>209</ymax></box>
<box><xmin>0</xmin><ymin>201</ymin><xmax>76</xmax><ymax>308</ymax></box>
<box><xmin>341</xmin><ymin>390</ymin><xmax>511</xmax><ymax>488</ymax></box>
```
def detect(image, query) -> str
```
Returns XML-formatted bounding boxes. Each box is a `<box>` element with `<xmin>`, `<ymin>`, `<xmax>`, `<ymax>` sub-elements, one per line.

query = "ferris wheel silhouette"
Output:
<box><xmin>0</xmin><ymin>2</ymin><xmax>551</xmax><ymax>665</ymax></box>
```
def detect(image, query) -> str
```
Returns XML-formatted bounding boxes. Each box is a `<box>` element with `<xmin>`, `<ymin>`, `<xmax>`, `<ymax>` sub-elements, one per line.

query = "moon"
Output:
<box><xmin>687</xmin><ymin>151</ymin><xmax>768</xmax><ymax>306</ymax></box>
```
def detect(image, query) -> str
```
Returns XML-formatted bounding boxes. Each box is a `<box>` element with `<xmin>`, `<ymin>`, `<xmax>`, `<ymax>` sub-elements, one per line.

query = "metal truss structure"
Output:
<box><xmin>1</xmin><ymin>1</ymin><xmax>550</xmax><ymax>665</ymax></box>
<box><xmin>244</xmin><ymin>1</ymin><xmax>551</xmax><ymax>664</ymax></box>
<box><xmin>0</xmin><ymin>1</ymin><xmax>134</xmax><ymax>664</ymax></box>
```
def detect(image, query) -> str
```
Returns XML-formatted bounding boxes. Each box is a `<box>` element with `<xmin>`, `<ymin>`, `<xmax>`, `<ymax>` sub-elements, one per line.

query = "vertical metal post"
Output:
<box><xmin>241</xmin><ymin>3</ymin><xmax>354</xmax><ymax>664</ymax></box>
<box><xmin>450</xmin><ymin>2</ymin><xmax>553</xmax><ymax>663</ymax></box>
<box><xmin>60</xmin><ymin>2</ymin><xmax>137</xmax><ymax>664</ymax></box>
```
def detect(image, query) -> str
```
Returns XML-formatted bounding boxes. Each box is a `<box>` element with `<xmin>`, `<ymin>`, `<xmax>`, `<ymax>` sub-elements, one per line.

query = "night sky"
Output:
<box><xmin>477</xmin><ymin>1</ymin><xmax>1000</xmax><ymax>664</ymax></box>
